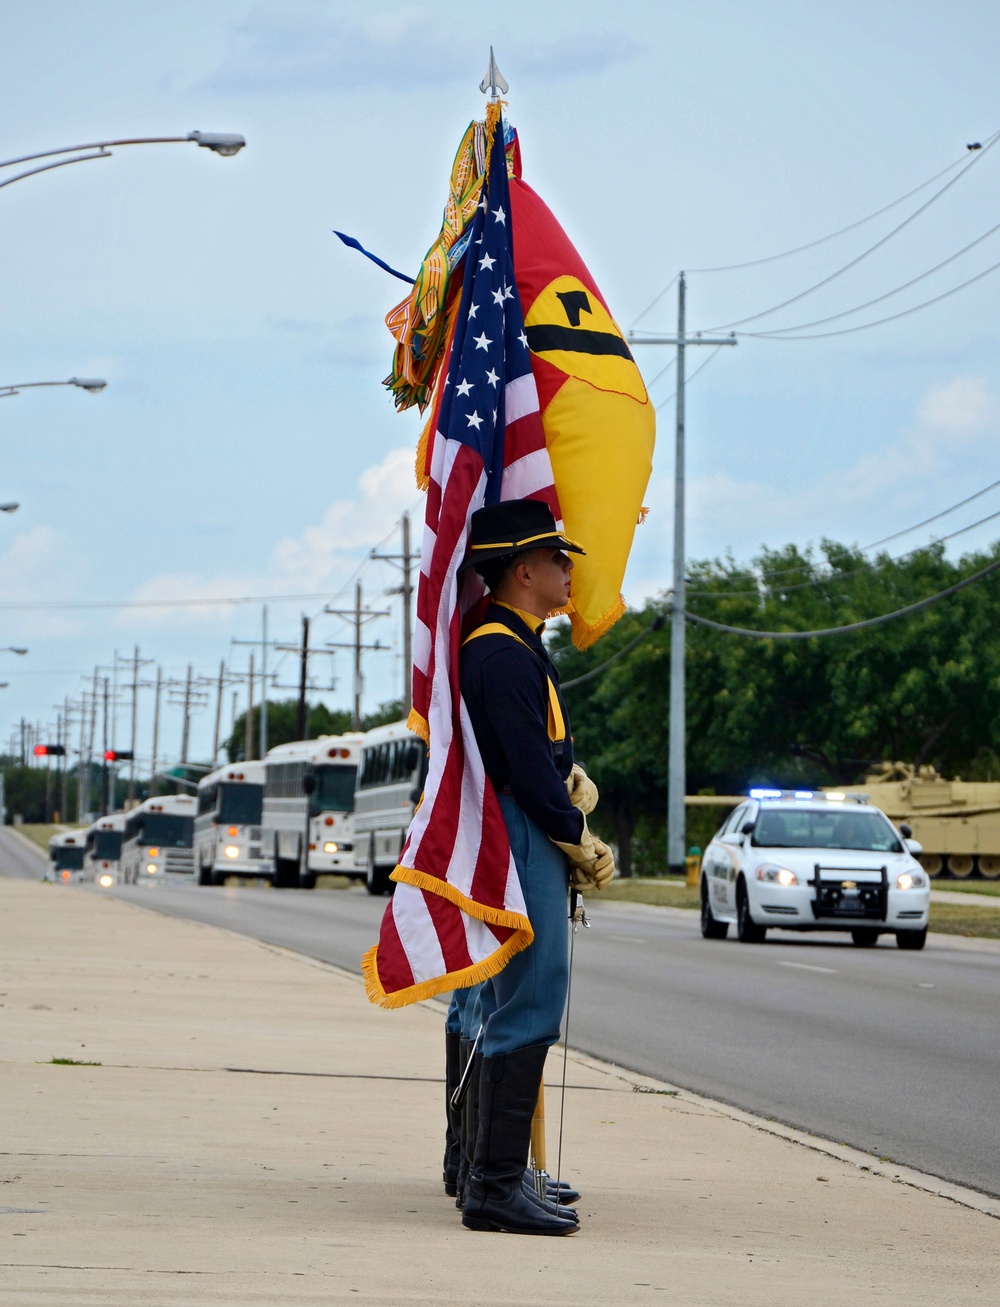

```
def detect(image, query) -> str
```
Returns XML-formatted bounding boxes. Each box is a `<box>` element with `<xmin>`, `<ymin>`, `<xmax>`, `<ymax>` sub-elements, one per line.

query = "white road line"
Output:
<box><xmin>777</xmin><ymin>960</ymin><xmax>838</xmax><ymax>974</ymax></box>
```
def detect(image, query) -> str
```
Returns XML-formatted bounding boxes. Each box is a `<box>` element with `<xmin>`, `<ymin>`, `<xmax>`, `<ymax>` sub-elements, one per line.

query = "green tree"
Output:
<box><xmin>551</xmin><ymin>539</ymin><xmax>1000</xmax><ymax>872</ymax></box>
<box><xmin>223</xmin><ymin>697</ymin><xmax>407</xmax><ymax>762</ymax></box>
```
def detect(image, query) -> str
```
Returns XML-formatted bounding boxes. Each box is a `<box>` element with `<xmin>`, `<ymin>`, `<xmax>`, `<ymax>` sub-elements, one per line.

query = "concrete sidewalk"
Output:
<box><xmin>1</xmin><ymin>880</ymin><xmax>998</xmax><ymax>1307</ymax></box>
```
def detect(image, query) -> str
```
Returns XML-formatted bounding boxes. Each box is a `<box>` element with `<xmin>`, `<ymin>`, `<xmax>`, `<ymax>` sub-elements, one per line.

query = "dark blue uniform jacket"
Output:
<box><xmin>459</xmin><ymin>603</ymin><xmax>585</xmax><ymax>847</ymax></box>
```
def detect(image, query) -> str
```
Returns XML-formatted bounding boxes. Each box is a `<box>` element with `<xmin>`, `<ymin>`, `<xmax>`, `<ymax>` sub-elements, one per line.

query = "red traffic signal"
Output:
<box><xmin>104</xmin><ymin>750</ymin><xmax>134</xmax><ymax>762</ymax></box>
<box><xmin>33</xmin><ymin>744</ymin><xmax>66</xmax><ymax>757</ymax></box>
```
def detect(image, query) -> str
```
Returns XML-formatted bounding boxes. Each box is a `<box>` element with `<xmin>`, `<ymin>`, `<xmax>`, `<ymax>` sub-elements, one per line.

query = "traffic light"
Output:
<box><xmin>104</xmin><ymin>750</ymin><xmax>134</xmax><ymax>762</ymax></box>
<box><xmin>33</xmin><ymin>744</ymin><xmax>66</xmax><ymax>757</ymax></box>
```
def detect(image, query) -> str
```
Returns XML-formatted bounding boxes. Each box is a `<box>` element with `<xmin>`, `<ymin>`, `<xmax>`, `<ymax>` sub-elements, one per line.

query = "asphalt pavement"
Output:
<box><xmin>44</xmin><ymin>844</ymin><xmax>1000</xmax><ymax>1200</ymax></box>
<box><xmin>2</xmin><ymin>852</ymin><xmax>999</xmax><ymax>1306</ymax></box>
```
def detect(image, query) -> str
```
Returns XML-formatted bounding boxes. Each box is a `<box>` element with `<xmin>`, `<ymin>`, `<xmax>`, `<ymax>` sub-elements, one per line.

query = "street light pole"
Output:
<box><xmin>0</xmin><ymin>378</ymin><xmax>106</xmax><ymax>398</ymax></box>
<box><xmin>629</xmin><ymin>274</ymin><xmax>738</xmax><ymax>873</ymax></box>
<box><xmin>0</xmin><ymin>131</ymin><xmax>245</xmax><ymax>191</ymax></box>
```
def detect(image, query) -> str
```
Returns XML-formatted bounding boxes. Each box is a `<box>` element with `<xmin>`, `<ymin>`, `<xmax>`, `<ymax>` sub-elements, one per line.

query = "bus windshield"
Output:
<box><xmin>310</xmin><ymin>764</ymin><xmax>357</xmax><ymax>815</ymax></box>
<box><xmin>752</xmin><ymin>808</ymin><xmax>902</xmax><ymax>853</ymax></box>
<box><xmin>93</xmin><ymin>831</ymin><xmax>123</xmax><ymax>860</ymax></box>
<box><xmin>217</xmin><ymin>783</ymin><xmax>263</xmax><ymax>826</ymax></box>
<box><xmin>54</xmin><ymin>847</ymin><xmax>85</xmax><ymax>870</ymax></box>
<box><xmin>141</xmin><ymin>814</ymin><xmax>194</xmax><ymax>848</ymax></box>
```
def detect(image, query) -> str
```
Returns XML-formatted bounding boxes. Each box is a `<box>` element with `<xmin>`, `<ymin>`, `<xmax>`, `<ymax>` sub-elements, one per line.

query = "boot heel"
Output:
<box><xmin>462</xmin><ymin>1213</ymin><xmax>498</xmax><ymax>1231</ymax></box>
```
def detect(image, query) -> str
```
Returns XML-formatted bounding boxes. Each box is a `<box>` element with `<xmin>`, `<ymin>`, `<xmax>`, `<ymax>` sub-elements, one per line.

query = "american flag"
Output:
<box><xmin>362</xmin><ymin>113</ymin><xmax>560</xmax><ymax>1008</ymax></box>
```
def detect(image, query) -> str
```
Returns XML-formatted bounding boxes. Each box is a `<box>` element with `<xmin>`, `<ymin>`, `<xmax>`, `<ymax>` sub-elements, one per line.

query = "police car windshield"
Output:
<box><xmin>752</xmin><ymin>808</ymin><xmax>902</xmax><ymax>853</ymax></box>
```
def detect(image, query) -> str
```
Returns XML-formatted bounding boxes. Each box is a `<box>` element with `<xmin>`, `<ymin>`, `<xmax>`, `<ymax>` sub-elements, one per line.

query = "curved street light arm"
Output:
<box><xmin>0</xmin><ymin>378</ymin><xmax>107</xmax><ymax>397</ymax></box>
<box><xmin>0</xmin><ymin>132</ymin><xmax>244</xmax><ymax>171</ymax></box>
<box><xmin>0</xmin><ymin>152</ymin><xmax>111</xmax><ymax>191</ymax></box>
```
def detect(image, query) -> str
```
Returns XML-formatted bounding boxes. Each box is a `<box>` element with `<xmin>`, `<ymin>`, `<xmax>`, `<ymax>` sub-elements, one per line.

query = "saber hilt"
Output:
<box><xmin>449</xmin><ymin>1025</ymin><xmax>482</xmax><ymax>1112</ymax></box>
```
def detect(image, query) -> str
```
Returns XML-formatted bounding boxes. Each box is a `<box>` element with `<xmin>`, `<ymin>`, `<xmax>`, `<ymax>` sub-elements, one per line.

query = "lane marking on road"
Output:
<box><xmin>608</xmin><ymin>934</ymin><xmax>648</xmax><ymax>944</ymax></box>
<box><xmin>918</xmin><ymin>982</ymin><xmax>935</xmax><ymax>988</ymax></box>
<box><xmin>777</xmin><ymin>960</ymin><xmax>838</xmax><ymax>974</ymax></box>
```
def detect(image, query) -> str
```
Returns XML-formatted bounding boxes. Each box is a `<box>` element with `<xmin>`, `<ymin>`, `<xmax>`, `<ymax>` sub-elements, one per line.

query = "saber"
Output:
<box><xmin>530</xmin><ymin>1081</ymin><xmax>549</xmax><ymax>1200</ymax></box>
<box><xmin>449</xmin><ymin>1024</ymin><xmax>482</xmax><ymax>1112</ymax></box>
<box><xmin>548</xmin><ymin>887</ymin><xmax>589</xmax><ymax>1207</ymax></box>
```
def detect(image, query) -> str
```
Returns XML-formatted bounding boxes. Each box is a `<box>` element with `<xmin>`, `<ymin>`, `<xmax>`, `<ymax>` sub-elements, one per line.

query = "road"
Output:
<box><xmin>3</xmin><ymin>825</ymin><xmax>998</xmax><ymax>1197</ymax></box>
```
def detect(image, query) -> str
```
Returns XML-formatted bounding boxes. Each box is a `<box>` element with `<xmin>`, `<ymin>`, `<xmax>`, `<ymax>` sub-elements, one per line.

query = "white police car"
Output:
<box><xmin>700</xmin><ymin>789</ymin><xmax>930</xmax><ymax>949</ymax></box>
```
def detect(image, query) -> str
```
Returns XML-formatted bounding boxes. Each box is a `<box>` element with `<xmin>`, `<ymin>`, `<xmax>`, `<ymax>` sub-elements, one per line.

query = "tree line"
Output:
<box><xmin>549</xmin><ymin>539</ymin><xmax>1000</xmax><ymax>875</ymax></box>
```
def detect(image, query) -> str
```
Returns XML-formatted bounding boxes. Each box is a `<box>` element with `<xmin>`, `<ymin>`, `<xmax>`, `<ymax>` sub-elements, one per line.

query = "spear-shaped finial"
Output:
<box><xmin>479</xmin><ymin>47</ymin><xmax>508</xmax><ymax>99</ymax></box>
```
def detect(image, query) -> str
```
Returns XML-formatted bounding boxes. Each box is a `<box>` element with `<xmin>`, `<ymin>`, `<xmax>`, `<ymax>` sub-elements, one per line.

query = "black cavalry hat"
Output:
<box><xmin>459</xmin><ymin>498</ymin><xmax>586</xmax><ymax>571</ymax></box>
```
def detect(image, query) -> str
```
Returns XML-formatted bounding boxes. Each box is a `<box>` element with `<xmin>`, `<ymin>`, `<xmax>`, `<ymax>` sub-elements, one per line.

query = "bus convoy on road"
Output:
<box><xmin>46</xmin><ymin>723</ymin><xmax>425</xmax><ymax>893</ymax></box>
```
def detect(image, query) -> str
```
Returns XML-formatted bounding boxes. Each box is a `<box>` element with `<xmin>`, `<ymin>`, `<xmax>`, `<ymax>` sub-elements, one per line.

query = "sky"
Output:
<box><xmin>2</xmin><ymin>0</ymin><xmax>1000</xmax><ymax>770</ymax></box>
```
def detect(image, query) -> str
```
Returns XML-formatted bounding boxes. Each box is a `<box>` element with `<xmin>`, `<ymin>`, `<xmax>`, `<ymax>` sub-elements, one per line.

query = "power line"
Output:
<box><xmin>681</xmin><ymin>554</ymin><xmax>1000</xmax><ymax>639</ymax></box>
<box><xmin>701</xmin><ymin>131</ymin><xmax>1000</xmax><ymax>333</ymax></box>
<box><xmin>560</xmin><ymin>616</ymin><xmax>665</xmax><ymax>690</ymax></box>
<box><xmin>629</xmin><ymin>274</ymin><xmax>680</xmax><ymax>330</ymax></box>
<box><xmin>686</xmin><ymin>134</ymin><xmax>998</xmax><ymax>275</ymax></box>
<box><xmin>863</xmin><ymin>475</ymin><xmax>1000</xmax><ymax>550</ymax></box>
<box><xmin>654</xmin><ymin>344</ymin><xmax>726</xmax><ymax>411</ymax></box>
<box><xmin>740</xmin><ymin>249</ymin><xmax>1000</xmax><ymax>340</ymax></box>
<box><xmin>738</xmin><ymin>212</ymin><xmax>1000</xmax><ymax>337</ymax></box>
<box><xmin>686</xmin><ymin>506</ymin><xmax>1000</xmax><ymax>599</ymax></box>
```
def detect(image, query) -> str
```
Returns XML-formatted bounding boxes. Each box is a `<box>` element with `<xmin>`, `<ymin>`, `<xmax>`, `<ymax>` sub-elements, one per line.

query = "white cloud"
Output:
<box><xmin>914</xmin><ymin>376</ymin><xmax>1000</xmax><ymax>437</ymax></box>
<box><xmin>625</xmin><ymin>374</ymin><xmax>1000</xmax><ymax>600</ymax></box>
<box><xmin>123</xmin><ymin>446</ymin><xmax>420</xmax><ymax>627</ymax></box>
<box><xmin>0</xmin><ymin>526</ymin><xmax>87</xmax><ymax>639</ymax></box>
<box><xmin>203</xmin><ymin>4</ymin><xmax>637</xmax><ymax>94</ymax></box>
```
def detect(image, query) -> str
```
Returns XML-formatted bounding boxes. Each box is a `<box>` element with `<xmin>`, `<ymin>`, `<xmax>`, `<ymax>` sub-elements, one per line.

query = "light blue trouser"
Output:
<box><xmin>480</xmin><ymin>795</ymin><xmax>570</xmax><ymax>1058</ymax></box>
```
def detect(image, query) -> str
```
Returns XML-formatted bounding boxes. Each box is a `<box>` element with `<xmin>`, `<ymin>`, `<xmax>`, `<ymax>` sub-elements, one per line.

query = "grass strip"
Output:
<box><xmin>929</xmin><ymin>879</ymin><xmax>1000</xmax><ymax>897</ymax></box>
<box><xmin>927</xmin><ymin>903</ymin><xmax>1000</xmax><ymax>939</ymax></box>
<box><xmin>596</xmin><ymin>879</ymin><xmax>700</xmax><ymax>910</ymax></box>
<box><xmin>16</xmin><ymin>823</ymin><xmax>85</xmax><ymax>852</ymax></box>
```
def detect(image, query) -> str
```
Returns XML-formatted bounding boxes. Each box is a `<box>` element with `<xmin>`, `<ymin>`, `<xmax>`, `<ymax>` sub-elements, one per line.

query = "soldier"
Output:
<box><xmin>457</xmin><ymin>498</ymin><xmax>614</xmax><ymax>1236</ymax></box>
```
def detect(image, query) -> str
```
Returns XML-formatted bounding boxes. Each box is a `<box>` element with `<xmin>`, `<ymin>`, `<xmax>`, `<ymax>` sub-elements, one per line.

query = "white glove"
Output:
<box><xmin>552</xmin><ymin>816</ymin><xmax>616</xmax><ymax>891</ymax></box>
<box><xmin>565</xmin><ymin>763</ymin><xmax>598</xmax><ymax>815</ymax></box>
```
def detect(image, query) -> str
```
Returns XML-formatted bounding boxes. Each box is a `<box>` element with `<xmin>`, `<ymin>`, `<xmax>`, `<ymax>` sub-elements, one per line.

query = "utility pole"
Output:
<box><xmin>121</xmin><ymin>645</ymin><xmax>152</xmax><ymax>806</ymax></box>
<box><xmin>629</xmin><ymin>273</ymin><xmax>738</xmax><ymax>874</ymax></box>
<box><xmin>60</xmin><ymin>697</ymin><xmax>71</xmax><ymax>821</ymax></box>
<box><xmin>180</xmin><ymin>664</ymin><xmax>194</xmax><ymax>767</ymax></box>
<box><xmin>245</xmin><ymin>653</ymin><xmax>255</xmax><ymax>760</ymax></box>
<box><xmin>296</xmin><ymin>616</ymin><xmax>309</xmax><ymax>739</ymax></box>
<box><xmin>211</xmin><ymin>660</ymin><xmax>226</xmax><ymax>763</ymax></box>
<box><xmin>372</xmin><ymin>512</ymin><xmax>416</xmax><ymax>716</ymax></box>
<box><xmin>101</xmin><ymin>677</ymin><xmax>110</xmax><ymax>815</ymax></box>
<box><xmin>149</xmin><ymin>667</ymin><xmax>162</xmax><ymax>797</ymax></box>
<box><xmin>260</xmin><ymin>605</ymin><xmax>269</xmax><ymax>757</ymax></box>
<box><xmin>325</xmin><ymin>583</ymin><xmax>389</xmax><ymax>730</ymax></box>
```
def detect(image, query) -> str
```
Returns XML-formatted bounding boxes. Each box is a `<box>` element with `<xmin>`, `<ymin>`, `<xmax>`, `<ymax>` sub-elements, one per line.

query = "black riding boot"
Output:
<box><xmin>455</xmin><ymin>1040</ymin><xmax>479</xmax><ymax>1209</ymax></box>
<box><xmin>443</xmin><ymin>1030</ymin><xmax>462</xmax><ymax>1196</ymax></box>
<box><xmin>462</xmin><ymin>1044</ymin><xmax>579</xmax><ymax>1235</ymax></box>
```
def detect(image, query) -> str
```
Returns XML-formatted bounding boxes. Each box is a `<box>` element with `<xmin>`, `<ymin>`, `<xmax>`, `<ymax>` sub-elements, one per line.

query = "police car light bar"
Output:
<box><xmin>747</xmin><ymin>788</ymin><xmax>869</xmax><ymax>804</ymax></box>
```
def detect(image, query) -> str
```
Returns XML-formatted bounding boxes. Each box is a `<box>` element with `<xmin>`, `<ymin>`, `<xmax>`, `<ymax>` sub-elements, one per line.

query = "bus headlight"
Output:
<box><xmin>323</xmin><ymin>841</ymin><xmax>339</xmax><ymax>854</ymax></box>
<box><xmin>224</xmin><ymin>845</ymin><xmax>240</xmax><ymax>859</ymax></box>
<box><xmin>99</xmin><ymin>874</ymin><xmax>114</xmax><ymax>888</ymax></box>
<box><xmin>146</xmin><ymin>864</ymin><xmax>158</xmax><ymax>874</ymax></box>
<box><xmin>757</xmin><ymin>865</ymin><xmax>798</xmax><ymax>886</ymax></box>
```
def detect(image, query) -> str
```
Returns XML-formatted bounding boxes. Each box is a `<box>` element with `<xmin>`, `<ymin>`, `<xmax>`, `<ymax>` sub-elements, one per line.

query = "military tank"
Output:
<box><xmin>830</xmin><ymin>762</ymin><xmax>1000</xmax><ymax>879</ymax></box>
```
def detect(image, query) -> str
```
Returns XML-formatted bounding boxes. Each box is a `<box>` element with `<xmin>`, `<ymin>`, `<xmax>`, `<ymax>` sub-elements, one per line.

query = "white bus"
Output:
<box><xmin>353</xmin><ymin>721</ymin><xmax>427</xmax><ymax>896</ymax></box>
<box><xmin>46</xmin><ymin>829</ymin><xmax>87</xmax><ymax>883</ymax></box>
<box><xmin>262</xmin><ymin>734</ymin><xmax>365</xmax><ymax>889</ymax></box>
<box><xmin>119</xmin><ymin>794</ymin><xmax>197</xmax><ymax>884</ymax></box>
<box><xmin>84</xmin><ymin>812</ymin><xmax>127</xmax><ymax>887</ymax></box>
<box><xmin>194</xmin><ymin>760</ymin><xmax>268</xmax><ymax>886</ymax></box>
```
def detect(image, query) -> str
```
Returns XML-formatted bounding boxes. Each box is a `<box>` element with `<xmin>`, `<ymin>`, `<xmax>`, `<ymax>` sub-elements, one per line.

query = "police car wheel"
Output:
<box><xmin>700</xmin><ymin>883</ymin><xmax>729</xmax><ymax>940</ymax></box>
<box><xmin>736</xmin><ymin>880</ymin><xmax>766</xmax><ymax>943</ymax></box>
<box><xmin>896</xmin><ymin>927</ymin><xmax>927</xmax><ymax>951</ymax></box>
<box><xmin>851</xmin><ymin>928</ymin><xmax>880</xmax><ymax>947</ymax></box>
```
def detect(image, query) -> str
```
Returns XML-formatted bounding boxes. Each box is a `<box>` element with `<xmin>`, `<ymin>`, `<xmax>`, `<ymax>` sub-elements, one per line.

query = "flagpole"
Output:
<box><xmin>629</xmin><ymin>283</ymin><xmax>737</xmax><ymax>874</ymax></box>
